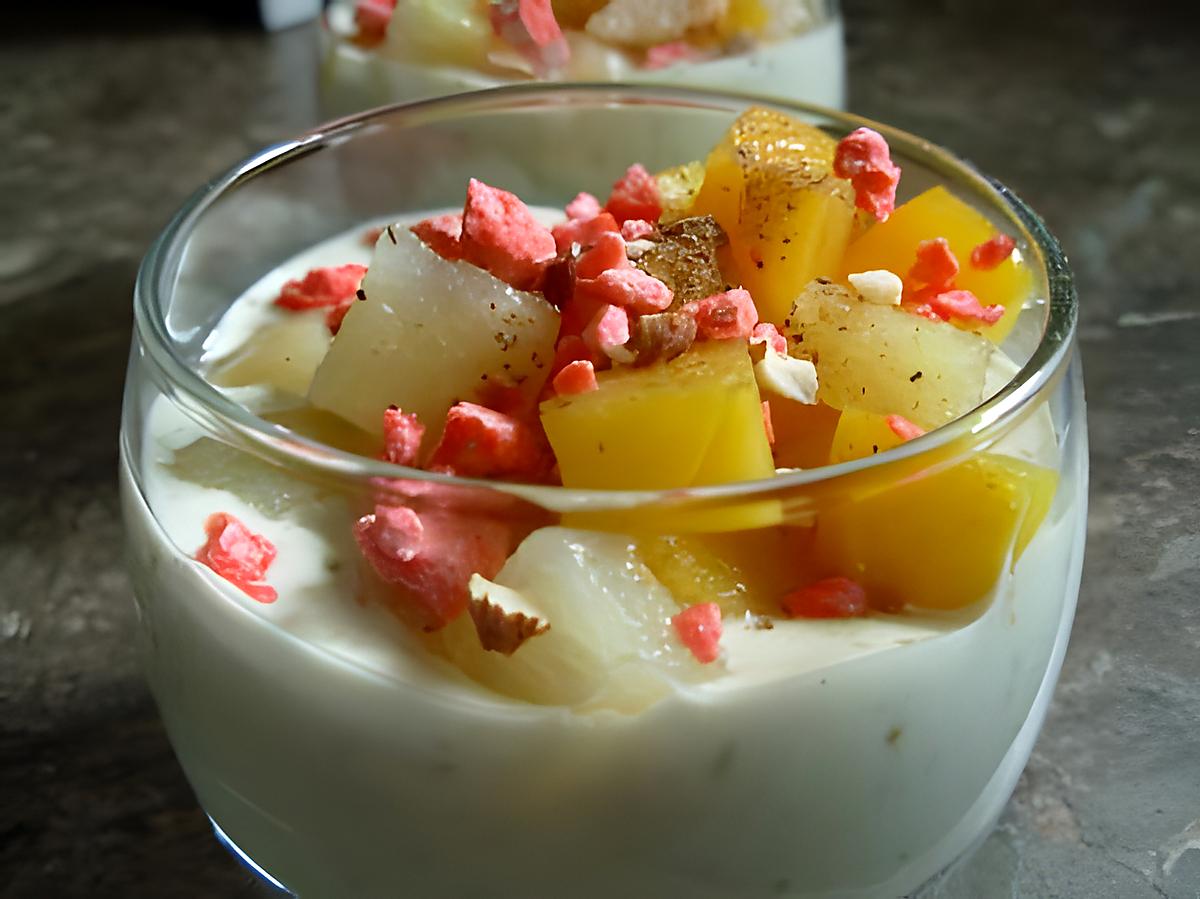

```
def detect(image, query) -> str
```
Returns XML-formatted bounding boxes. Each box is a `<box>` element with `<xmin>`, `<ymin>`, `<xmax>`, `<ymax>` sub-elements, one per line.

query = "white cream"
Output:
<box><xmin>124</xmin><ymin>225</ymin><xmax>1087</xmax><ymax>897</ymax></box>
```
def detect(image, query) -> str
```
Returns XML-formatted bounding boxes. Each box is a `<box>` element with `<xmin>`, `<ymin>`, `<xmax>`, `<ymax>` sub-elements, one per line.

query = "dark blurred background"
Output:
<box><xmin>2</xmin><ymin>2</ymin><xmax>1198</xmax><ymax>897</ymax></box>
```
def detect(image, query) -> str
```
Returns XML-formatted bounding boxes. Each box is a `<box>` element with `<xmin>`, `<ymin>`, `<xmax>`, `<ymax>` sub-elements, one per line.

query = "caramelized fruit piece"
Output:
<box><xmin>813</xmin><ymin>453</ymin><xmax>1058</xmax><ymax>611</ymax></box>
<box><xmin>633</xmin><ymin>215</ymin><xmax>728</xmax><ymax>305</ymax></box>
<box><xmin>784</xmin><ymin>279</ymin><xmax>992</xmax><ymax>430</ymax></box>
<box><xmin>692</xmin><ymin>107</ymin><xmax>856</xmax><ymax>324</ymax></box>
<box><xmin>841</xmin><ymin>186</ymin><xmax>1032</xmax><ymax>343</ymax></box>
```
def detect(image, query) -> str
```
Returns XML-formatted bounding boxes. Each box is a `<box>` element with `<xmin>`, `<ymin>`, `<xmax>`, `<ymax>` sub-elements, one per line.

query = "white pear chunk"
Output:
<box><xmin>308</xmin><ymin>229</ymin><xmax>559</xmax><ymax>439</ymax></box>
<box><xmin>784</xmin><ymin>279</ymin><xmax>993</xmax><ymax>430</ymax></box>
<box><xmin>210</xmin><ymin>310</ymin><xmax>332</xmax><ymax>398</ymax></box>
<box><xmin>435</xmin><ymin>527</ymin><xmax>715</xmax><ymax>711</ymax></box>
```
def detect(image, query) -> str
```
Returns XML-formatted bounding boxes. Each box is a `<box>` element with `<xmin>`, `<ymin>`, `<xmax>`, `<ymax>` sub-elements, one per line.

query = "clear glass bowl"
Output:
<box><xmin>120</xmin><ymin>86</ymin><xmax>1086</xmax><ymax>898</ymax></box>
<box><xmin>318</xmin><ymin>0</ymin><xmax>846</xmax><ymax>116</ymax></box>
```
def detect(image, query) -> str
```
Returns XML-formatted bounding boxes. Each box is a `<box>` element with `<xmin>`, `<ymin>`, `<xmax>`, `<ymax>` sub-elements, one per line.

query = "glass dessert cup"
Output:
<box><xmin>318</xmin><ymin>0</ymin><xmax>846</xmax><ymax>116</ymax></box>
<box><xmin>121</xmin><ymin>86</ymin><xmax>1086</xmax><ymax>899</ymax></box>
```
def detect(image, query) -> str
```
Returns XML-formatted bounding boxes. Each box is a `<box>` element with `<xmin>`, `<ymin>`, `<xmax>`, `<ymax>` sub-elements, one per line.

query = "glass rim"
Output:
<box><xmin>133</xmin><ymin>83</ymin><xmax>1077</xmax><ymax>512</ymax></box>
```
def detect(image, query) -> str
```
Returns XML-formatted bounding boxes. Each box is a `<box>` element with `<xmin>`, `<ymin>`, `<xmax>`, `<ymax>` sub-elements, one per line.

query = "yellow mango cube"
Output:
<box><xmin>540</xmin><ymin>340</ymin><xmax>772</xmax><ymax>490</ymax></box>
<box><xmin>692</xmin><ymin>107</ymin><xmax>856</xmax><ymax>325</ymax></box>
<box><xmin>638</xmin><ymin>528</ymin><xmax>802</xmax><ymax>618</ymax></box>
<box><xmin>716</xmin><ymin>0</ymin><xmax>769</xmax><ymax>38</ymax></box>
<box><xmin>841</xmin><ymin>185</ymin><xmax>1033</xmax><ymax>343</ymax></box>
<box><xmin>812</xmin><ymin>453</ymin><xmax>1058</xmax><ymax>611</ymax></box>
<box><xmin>827</xmin><ymin>407</ymin><xmax>905</xmax><ymax>464</ymax></box>
<box><xmin>540</xmin><ymin>341</ymin><xmax>778</xmax><ymax>532</ymax></box>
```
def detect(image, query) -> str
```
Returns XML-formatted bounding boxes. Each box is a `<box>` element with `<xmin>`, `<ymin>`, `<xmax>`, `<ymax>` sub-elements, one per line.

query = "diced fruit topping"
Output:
<box><xmin>672</xmin><ymin>602</ymin><xmax>723</xmax><ymax>664</ymax></box>
<box><xmin>355</xmin><ymin>499</ymin><xmax>515</xmax><ymax>631</ymax></box>
<box><xmin>461</xmin><ymin>178</ymin><xmax>557</xmax><ymax>290</ymax></box>
<box><xmin>540</xmin><ymin>340</ymin><xmax>773</xmax><ymax>491</ymax></box>
<box><xmin>575</xmin><ymin>230</ymin><xmax>629</xmax><ymax>279</ymax></box>
<box><xmin>781</xmin><ymin>577</ymin><xmax>868</xmax><ymax>619</ymax></box>
<box><xmin>389</xmin><ymin>0</ymin><xmax>494</xmax><ymax>70</ymax></box>
<box><xmin>624</xmin><ymin>310</ymin><xmax>697</xmax><ymax>367</ymax></box>
<box><xmin>885</xmin><ymin>414</ymin><xmax>925</xmax><ymax>441</ymax></box>
<box><xmin>582</xmin><ymin>303</ymin><xmax>633</xmax><ymax>361</ymax></box>
<box><xmin>682</xmin><ymin>288</ymin><xmax>758</xmax><ymax>341</ymax></box>
<box><xmin>631</xmin><ymin>215</ymin><xmax>726</xmax><ymax>304</ymax></box>
<box><xmin>309</xmin><ymin>228</ymin><xmax>558</xmax><ymax>440</ymax></box>
<box><xmin>367</xmin><ymin>504</ymin><xmax>425</xmax><ymax>562</ymax></box>
<box><xmin>195</xmin><ymin>513</ymin><xmax>278</xmax><ymax>603</ymax></box>
<box><xmin>750</xmin><ymin>322</ymin><xmax>787</xmax><ymax>356</ymax></box>
<box><xmin>753</xmin><ymin>345</ymin><xmax>818</xmax><ymax>405</ymax></box>
<box><xmin>427</xmin><ymin>402</ymin><xmax>550</xmax><ymax>481</ymax></box>
<box><xmin>691</xmin><ymin>106</ymin><xmax>855</xmax><ymax>324</ymax></box>
<box><xmin>565</xmin><ymin>191</ymin><xmax>602</xmax><ymax>220</ymax></box>
<box><xmin>207</xmin><ymin>103</ymin><xmax>1051</xmax><ymax>704</ymax></box>
<box><xmin>585</xmin><ymin>0</ymin><xmax>726</xmax><ymax>47</ymax></box>
<box><xmin>382</xmin><ymin>406</ymin><xmax>426</xmax><ymax>466</ymax></box>
<box><xmin>431</xmin><ymin>528</ymin><xmax>706</xmax><ymax>710</ymax></box>
<box><xmin>547</xmin><ymin>333</ymin><xmax>595</xmax><ymax>378</ymax></box>
<box><xmin>812</xmin><ymin>455</ymin><xmax>1057</xmax><ymax>611</ymax></box>
<box><xmin>907</xmin><ymin>238</ymin><xmax>959</xmax><ymax>290</ymax></box>
<box><xmin>551</xmin><ymin>359</ymin><xmax>598</xmax><ymax>395</ymax></box>
<box><xmin>488</xmin><ymin>0</ymin><xmax>570</xmax><ymax>76</ymax></box>
<box><xmin>410</xmin><ymin>213</ymin><xmax>464</xmax><ymax>261</ymax></box>
<box><xmin>210</xmin><ymin>313</ymin><xmax>332</xmax><ymax>397</ymax></box>
<box><xmin>847</xmin><ymin>269</ymin><xmax>903</xmax><ymax>306</ymax></box>
<box><xmin>833</xmin><ymin>127</ymin><xmax>902</xmax><ymax>222</ymax></box>
<box><xmin>467</xmin><ymin>574</ymin><xmax>550</xmax><ymax>655</ymax></box>
<box><xmin>551</xmin><ymin>210</ymin><xmax>619</xmax><ymax>254</ymax></box>
<box><xmin>605</xmin><ymin>163</ymin><xmax>663</xmax><ymax>225</ymax></box>
<box><xmin>654</xmin><ymin>161</ymin><xmax>706</xmax><ymax>225</ymax></box>
<box><xmin>784</xmin><ymin>279</ymin><xmax>992</xmax><ymax>429</ymax></box>
<box><xmin>971</xmin><ymin>233</ymin><xmax>1017</xmax><ymax>270</ymax></box>
<box><xmin>577</xmin><ymin>266</ymin><xmax>674</xmax><ymax>315</ymax></box>
<box><xmin>274</xmin><ymin>264</ymin><xmax>368</xmax><ymax>334</ymax></box>
<box><xmin>276</xmin><ymin>264</ymin><xmax>367</xmax><ymax>312</ymax></box>
<box><xmin>827</xmin><ymin>407</ymin><xmax>906</xmax><ymax>464</ymax></box>
<box><xmin>841</xmin><ymin>185</ymin><xmax>1031</xmax><ymax>342</ymax></box>
<box><xmin>353</xmin><ymin>0</ymin><xmax>396</xmax><ymax>46</ymax></box>
<box><xmin>620</xmin><ymin>218</ymin><xmax>656</xmax><ymax>241</ymax></box>
<box><xmin>908</xmin><ymin>287</ymin><xmax>1005</xmax><ymax>325</ymax></box>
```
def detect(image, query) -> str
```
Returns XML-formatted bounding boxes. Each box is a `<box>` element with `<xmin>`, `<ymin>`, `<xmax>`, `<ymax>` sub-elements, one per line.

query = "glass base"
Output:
<box><xmin>210</xmin><ymin>816</ymin><xmax>295</xmax><ymax>896</ymax></box>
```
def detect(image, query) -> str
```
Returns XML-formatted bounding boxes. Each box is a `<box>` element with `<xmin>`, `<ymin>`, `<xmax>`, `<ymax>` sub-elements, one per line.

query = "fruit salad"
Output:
<box><xmin>321</xmin><ymin>0</ymin><xmax>845</xmax><ymax>113</ymax></box>
<box><xmin>122</xmin><ymin>100</ymin><xmax>1085</xmax><ymax>898</ymax></box>
<box><xmin>196</xmin><ymin>106</ymin><xmax>1053</xmax><ymax>696</ymax></box>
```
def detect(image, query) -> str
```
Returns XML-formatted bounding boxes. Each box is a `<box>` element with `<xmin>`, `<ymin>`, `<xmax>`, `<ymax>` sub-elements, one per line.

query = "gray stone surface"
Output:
<box><xmin>1</xmin><ymin>3</ymin><xmax>1197</xmax><ymax>897</ymax></box>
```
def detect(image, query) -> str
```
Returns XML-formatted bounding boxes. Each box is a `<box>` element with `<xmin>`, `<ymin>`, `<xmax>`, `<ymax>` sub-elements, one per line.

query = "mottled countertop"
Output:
<box><xmin>2</xmin><ymin>2</ymin><xmax>1198</xmax><ymax>897</ymax></box>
